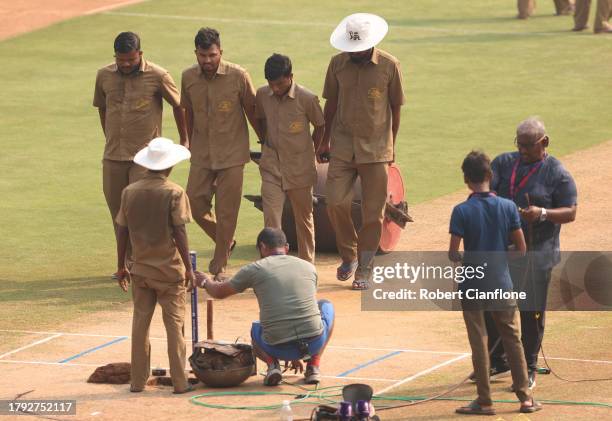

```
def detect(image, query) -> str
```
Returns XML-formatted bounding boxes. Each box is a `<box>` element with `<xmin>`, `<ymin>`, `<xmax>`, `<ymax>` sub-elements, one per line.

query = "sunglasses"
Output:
<box><xmin>514</xmin><ymin>135</ymin><xmax>547</xmax><ymax>149</ymax></box>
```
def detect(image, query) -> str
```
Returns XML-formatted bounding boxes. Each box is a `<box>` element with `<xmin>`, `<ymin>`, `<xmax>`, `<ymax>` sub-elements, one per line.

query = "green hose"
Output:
<box><xmin>190</xmin><ymin>389</ymin><xmax>612</xmax><ymax>411</ymax></box>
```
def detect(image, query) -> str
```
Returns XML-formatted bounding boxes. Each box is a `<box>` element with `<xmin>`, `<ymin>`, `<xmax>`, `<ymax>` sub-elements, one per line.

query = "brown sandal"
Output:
<box><xmin>456</xmin><ymin>400</ymin><xmax>496</xmax><ymax>416</ymax></box>
<box><xmin>520</xmin><ymin>398</ymin><xmax>543</xmax><ymax>413</ymax></box>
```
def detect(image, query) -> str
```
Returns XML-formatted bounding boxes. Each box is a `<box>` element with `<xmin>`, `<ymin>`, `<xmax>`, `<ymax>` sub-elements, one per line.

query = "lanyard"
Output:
<box><xmin>509</xmin><ymin>156</ymin><xmax>546</xmax><ymax>199</ymax></box>
<box><xmin>468</xmin><ymin>191</ymin><xmax>496</xmax><ymax>199</ymax></box>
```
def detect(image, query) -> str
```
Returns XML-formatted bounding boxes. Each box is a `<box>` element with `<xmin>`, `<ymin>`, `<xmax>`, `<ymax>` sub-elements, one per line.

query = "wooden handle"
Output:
<box><xmin>206</xmin><ymin>299</ymin><xmax>213</xmax><ymax>340</ymax></box>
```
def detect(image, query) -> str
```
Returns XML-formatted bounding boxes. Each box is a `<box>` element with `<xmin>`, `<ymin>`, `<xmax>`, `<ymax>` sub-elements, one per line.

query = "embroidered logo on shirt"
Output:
<box><xmin>217</xmin><ymin>100</ymin><xmax>233</xmax><ymax>112</ymax></box>
<box><xmin>288</xmin><ymin>121</ymin><xmax>305</xmax><ymax>133</ymax></box>
<box><xmin>367</xmin><ymin>88</ymin><xmax>382</xmax><ymax>100</ymax></box>
<box><xmin>134</xmin><ymin>98</ymin><xmax>151</xmax><ymax>110</ymax></box>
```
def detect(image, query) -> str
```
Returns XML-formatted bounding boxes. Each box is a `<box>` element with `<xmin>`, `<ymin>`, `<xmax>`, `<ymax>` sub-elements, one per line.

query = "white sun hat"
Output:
<box><xmin>134</xmin><ymin>137</ymin><xmax>191</xmax><ymax>170</ymax></box>
<box><xmin>330</xmin><ymin>13</ymin><xmax>389</xmax><ymax>52</ymax></box>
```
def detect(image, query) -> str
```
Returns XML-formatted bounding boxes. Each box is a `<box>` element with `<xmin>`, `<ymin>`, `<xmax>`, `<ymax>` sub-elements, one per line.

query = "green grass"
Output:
<box><xmin>1</xmin><ymin>0</ymin><xmax>611</xmax><ymax>329</ymax></box>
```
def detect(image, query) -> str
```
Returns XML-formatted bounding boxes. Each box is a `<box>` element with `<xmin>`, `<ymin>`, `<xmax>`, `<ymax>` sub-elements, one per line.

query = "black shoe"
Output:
<box><xmin>469</xmin><ymin>364</ymin><xmax>510</xmax><ymax>382</ymax></box>
<box><xmin>510</xmin><ymin>371</ymin><xmax>536</xmax><ymax>392</ymax></box>
<box><xmin>490</xmin><ymin>365</ymin><xmax>511</xmax><ymax>380</ymax></box>
<box><xmin>528</xmin><ymin>370</ymin><xmax>536</xmax><ymax>389</ymax></box>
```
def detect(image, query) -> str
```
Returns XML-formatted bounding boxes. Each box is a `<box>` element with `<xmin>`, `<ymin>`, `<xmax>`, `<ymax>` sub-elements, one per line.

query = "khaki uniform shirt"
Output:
<box><xmin>115</xmin><ymin>172</ymin><xmax>192</xmax><ymax>282</ymax></box>
<box><xmin>322</xmin><ymin>48</ymin><xmax>405</xmax><ymax>164</ymax></box>
<box><xmin>255</xmin><ymin>82</ymin><xmax>324</xmax><ymax>190</ymax></box>
<box><xmin>181</xmin><ymin>60</ymin><xmax>256</xmax><ymax>170</ymax></box>
<box><xmin>93</xmin><ymin>59</ymin><xmax>181</xmax><ymax>161</ymax></box>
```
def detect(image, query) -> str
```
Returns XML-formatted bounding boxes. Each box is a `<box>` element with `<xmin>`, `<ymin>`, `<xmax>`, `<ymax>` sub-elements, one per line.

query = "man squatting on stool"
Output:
<box><xmin>195</xmin><ymin>228</ymin><xmax>335</xmax><ymax>386</ymax></box>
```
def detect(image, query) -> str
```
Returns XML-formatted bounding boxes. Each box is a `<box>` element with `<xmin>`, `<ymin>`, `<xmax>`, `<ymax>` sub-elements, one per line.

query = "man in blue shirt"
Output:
<box><xmin>486</xmin><ymin>118</ymin><xmax>578</xmax><ymax>389</ymax></box>
<box><xmin>449</xmin><ymin>151</ymin><xmax>541</xmax><ymax>415</ymax></box>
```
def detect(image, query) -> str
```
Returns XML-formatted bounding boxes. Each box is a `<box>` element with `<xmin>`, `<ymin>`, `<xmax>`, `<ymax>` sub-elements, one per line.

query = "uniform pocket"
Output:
<box><xmin>213</xmin><ymin>97</ymin><xmax>237</xmax><ymax>134</ymax></box>
<box><xmin>280</xmin><ymin>113</ymin><xmax>311</xmax><ymax>153</ymax></box>
<box><xmin>365</xmin><ymin>83</ymin><xmax>388</xmax><ymax>127</ymax></box>
<box><xmin>131</xmin><ymin>96</ymin><xmax>154</xmax><ymax>112</ymax></box>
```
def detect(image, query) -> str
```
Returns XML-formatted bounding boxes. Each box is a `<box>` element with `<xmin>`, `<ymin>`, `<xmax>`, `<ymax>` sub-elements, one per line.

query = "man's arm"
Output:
<box><xmin>202</xmin><ymin>278</ymin><xmax>239</xmax><ymax>299</ymax></box>
<box><xmin>519</xmin><ymin>205</ymin><xmax>577</xmax><ymax>224</ymax></box>
<box><xmin>98</xmin><ymin>108</ymin><xmax>106</xmax><ymax>136</ymax></box>
<box><xmin>244</xmin><ymin>103</ymin><xmax>264</xmax><ymax>142</ymax></box>
<box><xmin>508</xmin><ymin>228</ymin><xmax>527</xmax><ymax>259</ymax></box>
<box><xmin>318</xmin><ymin>97</ymin><xmax>337</xmax><ymax>162</ymax></box>
<box><xmin>241</xmin><ymin>72</ymin><xmax>263</xmax><ymax>144</ymax></box>
<box><xmin>312</xmin><ymin>124</ymin><xmax>324</xmax><ymax>153</ymax></box>
<box><xmin>256</xmin><ymin>118</ymin><xmax>267</xmax><ymax>145</ymax></box>
<box><xmin>184</xmin><ymin>106</ymin><xmax>194</xmax><ymax>149</ymax></box>
<box><xmin>448</xmin><ymin>234</ymin><xmax>463</xmax><ymax>263</ymax></box>
<box><xmin>115</xmin><ymin>225</ymin><xmax>130</xmax><ymax>292</ymax></box>
<box><xmin>172</xmin><ymin>106</ymin><xmax>189</xmax><ymax>147</ymax></box>
<box><xmin>172</xmin><ymin>224</ymin><xmax>196</xmax><ymax>290</ymax></box>
<box><xmin>390</xmin><ymin>104</ymin><xmax>401</xmax><ymax>163</ymax></box>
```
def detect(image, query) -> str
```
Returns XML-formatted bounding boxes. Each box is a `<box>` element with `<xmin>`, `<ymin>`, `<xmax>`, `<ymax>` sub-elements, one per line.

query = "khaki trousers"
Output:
<box><xmin>326</xmin><ymin>158</ymin><xmax>388</xmax><ymax>277</ymax></box>
<box><xmin>186</xmin><ymin>164</ymin><xmax>244</xmax><ymax>274</ymax></box>
<box><xmin>574</xmin><ymin>0</ymin><xmax>612</xmax><ymax>30</ymax></box>
<box><xmin>518</xmin><ymin>0</ymin><xmax>573</xmax><ymax>17</ymax></box>
<box><xmin>463</xmin><ymin>308</ymin><xmax>531</xmax><ymax>407</ymax></box>
<box><xmin>261</xmin><ymin>181</ymin><xmax>315</xmax><ymax>263</ymax></box>
<box><xmin>102</xmin><ymin>159</ymin><xmax>148</xmax><ymax>223</ymax></box>
<box><xmin>130</xmin><ymin>275</ymin><xmax>188</xmax><ymax>392</ymax></box>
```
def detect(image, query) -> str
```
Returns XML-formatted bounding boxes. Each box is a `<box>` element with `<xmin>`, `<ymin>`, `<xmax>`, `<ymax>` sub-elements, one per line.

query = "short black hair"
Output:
<box><xmin>195</xmin><ymin>27</ymin><xmax>220</xmax><ymax>50</ymax></box>
<box><xmin>114</xmin><ymin>32</ymin><xmax>141</xmax><ymax>53</ymax></box>
<box><xmin>256</xmin><ymin>228</ymin><xmax>287</xmax><ymax>249</ymax></box>
<box><xmin>264</xmin><ymin>53</ymin><xmax>292</xmax><ymax>81</ymax></box>
<box><xmin>461</xmin><ymin>150</ymin><xmax>492</xmax><ymax>183</ymax></box>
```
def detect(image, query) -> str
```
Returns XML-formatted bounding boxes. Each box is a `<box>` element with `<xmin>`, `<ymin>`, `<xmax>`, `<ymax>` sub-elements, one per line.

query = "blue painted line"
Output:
<box><xmin>58</xmin><ymin>336</ymin><xmax>128</xmax><ymax>363</ymax></box>
<box><xmin>337</xmin><ymin>350</ymin><xmax>404</xmax><ymax>377</ymax></box>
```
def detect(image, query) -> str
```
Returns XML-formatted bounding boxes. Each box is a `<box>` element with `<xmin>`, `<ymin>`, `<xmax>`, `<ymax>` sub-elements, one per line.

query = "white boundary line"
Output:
<box><xmin>329</xmin><ymin>345</ymin><xmax>465</xmax><ymax>356</ymax></box>
<box><xmin>0</xmin><ymin>334</ymin><xmax>62</xmax><ymax>359</ymax></box>
<box><xmin>546</xmin><ymin>356</ymin><xmax>612</xmax><ymax>365</ymax></box>
<box><xmin>375</xmin><ymin>353</ymin><xmax>470</xmax><ymax>395</ymax></box>
<box><xmin>84</xmin><ymin>0</ymin><xmax>150</xmax><ymax>16</ymax></box>
<box><xmin>0</xmin><ymin>359</ymin><xmax>396</xmax><ymax>382</ymax></box>
<box><xmin>3</xmin><ymin>330</ymin><xmax>611</xmax><ymax>365</ymax></box>
<box><xmin>283</xmin><ymin>373</ymin><xmax>399</xmax><ymax>382</ymax></box>
<box><xmin>0</xmin><ymin>359</ymin><xmax>100</xmax><ymax>367</ymax></box>
<box><xmin>0</xmin><ymin>329</ymin><xmax>466</xmax><ymax>355</ymax></box>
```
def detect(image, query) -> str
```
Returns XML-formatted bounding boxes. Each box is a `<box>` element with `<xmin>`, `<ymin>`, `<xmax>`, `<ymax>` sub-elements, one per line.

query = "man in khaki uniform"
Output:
<box><xmin>517</xmin><ymin>0</ymin><xmax>574</xmax><ymax>18</ymax></box>
<box><xmin>181</xmin><ymin>28</ymin><xmax>258</xmax><ymax>278</ymax></box>
<box><xmin>93</xmin><ymin>32</ymin><xmax>187</xmax><ymax>251</ymax></box>
<box><xmin>573</xmin><ymin>0</ymin><xmax>612</xmax><ymax>32</ymax></box>
<box><xmin>255</xmin><ymin>54</ymin><xmax>325</xmax><ymax>263</ymax></box>
<box><xmin>113</xmin><ymin>137</ymin><xmax>194</xmax><ymax>394</ymax></box>
<box><xmin>320</xmin><ymin>13</ymin><xmax>405</xmax><ymax>290</ymax></box>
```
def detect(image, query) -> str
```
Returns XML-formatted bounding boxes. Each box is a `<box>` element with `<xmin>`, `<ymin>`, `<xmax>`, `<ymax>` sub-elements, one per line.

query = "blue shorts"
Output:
<box><xmin>251</xmin><ymin>299</ymin><xmax>334</xmax><ymax>361</ymax></box>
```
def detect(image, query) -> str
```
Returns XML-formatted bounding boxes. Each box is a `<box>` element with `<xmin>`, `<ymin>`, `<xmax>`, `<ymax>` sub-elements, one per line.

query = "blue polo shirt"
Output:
<box><xmin>449</xmin><ymin>193</ymin><xmax>521</xmax><ymax>292</ymax></box>
<box><xmin>491</xmin><ymin>152</ymin><xmax>577</xmax><ymax>269</ymax></box>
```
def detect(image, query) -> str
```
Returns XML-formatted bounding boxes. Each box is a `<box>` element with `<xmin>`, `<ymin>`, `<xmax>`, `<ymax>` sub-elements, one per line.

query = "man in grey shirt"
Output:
<box><xmin>197</xmin><ymin>228</ymin><xmax>335</xmax><ymax>385</ymax></box>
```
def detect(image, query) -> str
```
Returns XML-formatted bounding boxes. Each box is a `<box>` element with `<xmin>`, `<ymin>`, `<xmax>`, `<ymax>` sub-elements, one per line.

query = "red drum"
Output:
<box><xmin>281</xmin><ymin>163</ymin><xmax>407</xmax><ymax>253</ymax></box>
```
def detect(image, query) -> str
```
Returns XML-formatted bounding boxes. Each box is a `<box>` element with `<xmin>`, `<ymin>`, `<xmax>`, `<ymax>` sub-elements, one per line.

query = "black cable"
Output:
<box><xmin>521</xmin><ymin>200</ymin><xmax>612</xmax><ymax>384</ymax></box>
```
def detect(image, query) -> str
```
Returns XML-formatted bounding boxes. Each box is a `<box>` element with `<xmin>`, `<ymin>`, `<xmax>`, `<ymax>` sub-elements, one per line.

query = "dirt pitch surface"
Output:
<box><xmin>0</xmin><ymin>0</ymin><xmax>145</xmax><ymax>41</ymax></box>
<box><xmin>1</xmin><ymin>2</ymin><xmax>611</xmax><ymax>420</ymax></box>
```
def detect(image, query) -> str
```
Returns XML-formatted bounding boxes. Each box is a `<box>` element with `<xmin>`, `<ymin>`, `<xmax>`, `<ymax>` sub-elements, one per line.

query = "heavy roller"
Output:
<box><xmin>245</xmin><ymin>152</ymin><xmax>412</xmax><ymax>253</ymax></box>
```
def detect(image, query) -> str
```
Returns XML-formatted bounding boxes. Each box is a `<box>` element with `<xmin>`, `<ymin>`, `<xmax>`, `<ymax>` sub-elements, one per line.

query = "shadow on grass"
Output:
<box><xmin>388</xmin><ymin>13</ymin><xmax>568</xmax><ymax>28</ymax></box>
<box><xmin>388</xmin><ymin>15</ymin><xmax>514</xmax><ymax>27</ymax></box>
<box><xmin>388</xmin><ymin>28</ymin><xmax>575</xmax><ymax>45</ymax></box>
<box><xmin>0</xmin><ymin>276</ymin><xmax>128</xmax><ymax>305</ymax></box>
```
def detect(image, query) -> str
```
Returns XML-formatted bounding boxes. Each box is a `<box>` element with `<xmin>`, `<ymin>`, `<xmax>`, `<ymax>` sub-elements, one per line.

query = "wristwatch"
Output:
<box><xmin>539</xmin><ymin>208</ymin><xmax>547</xmax><ymax>222</ymax></box>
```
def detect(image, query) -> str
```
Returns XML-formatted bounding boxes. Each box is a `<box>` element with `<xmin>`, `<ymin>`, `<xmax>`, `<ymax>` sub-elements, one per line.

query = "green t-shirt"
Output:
<box><xmin>230</xmin><ymin>255</ymin><xmax>323</xmax><ymax>345</ymax></box>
